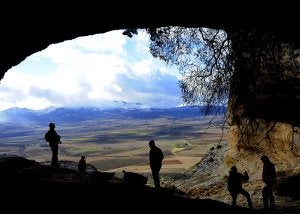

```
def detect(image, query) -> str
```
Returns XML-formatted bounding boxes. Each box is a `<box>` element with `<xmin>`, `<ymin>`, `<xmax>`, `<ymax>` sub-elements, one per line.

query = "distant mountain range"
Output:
<box><xmin>0</xmin><ymin>105</ymin><xmax>227</xmax><ymax>124</ymax></box>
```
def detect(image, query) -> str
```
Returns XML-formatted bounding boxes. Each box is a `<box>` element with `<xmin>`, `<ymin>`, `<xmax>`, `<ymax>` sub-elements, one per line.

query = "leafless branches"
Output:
<box><xmin>147</xmin><ymin>27</ymin><xmax>231</xmax><ymax>114</ymax></box>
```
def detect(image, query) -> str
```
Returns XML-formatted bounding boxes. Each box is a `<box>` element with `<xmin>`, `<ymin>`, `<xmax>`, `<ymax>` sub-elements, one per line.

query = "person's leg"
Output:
<box><xmin>267</xmin><ymin>185</ymin><xmax>275</xmax><ymax>209</ymax></box>
<box><xmin>231</xmin><ymin>193</ymin><xmax>237</xmax><ymax>206</ymax></box>
<box><xmin>51</xmin><ymin>144</ymin><xmax>58</xmax><ymax>166</ymax></box>
<box><xmin>240</xmin><ymin>188</ymin><xmax>253</xmax><ymax>208</ymax></box>
<box><xmin>262</xmin><ymin>185</ymin><xmax>269</xmax><ymax>209</ymax></box>
<box><xmin>151</xmin><ymin>167</ymin><xmax>160</xmax><ymax>188</ymax></box>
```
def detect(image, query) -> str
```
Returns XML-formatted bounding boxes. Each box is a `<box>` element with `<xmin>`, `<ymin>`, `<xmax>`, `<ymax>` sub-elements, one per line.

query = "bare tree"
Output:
<box><xmin>146</xmin><ymin>27</ymin><xmax>300</xmax><ymax>127</ymax></box>
<box><xmin>147</xmin><ymin>27</ymin><xmax>232</xmax><ymax>115</ymax></box>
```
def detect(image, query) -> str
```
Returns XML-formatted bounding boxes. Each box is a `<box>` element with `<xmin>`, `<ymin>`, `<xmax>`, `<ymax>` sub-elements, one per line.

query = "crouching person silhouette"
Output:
<box><xmin>78</xmin><ymin>155</ymin><xmax>87</xmax><ymax>179</ymax></box>
<box><xmin>227</xmin><ymin>166</ymin><xmax>253</xmax><ymax>208</ymax></box>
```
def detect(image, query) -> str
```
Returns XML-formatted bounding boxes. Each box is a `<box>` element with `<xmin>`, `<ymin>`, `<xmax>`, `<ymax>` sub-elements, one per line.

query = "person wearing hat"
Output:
<box><xmin>45</xmin><ymin>122</ymin><xmax>62</xmax><ymax>167</ymax></box>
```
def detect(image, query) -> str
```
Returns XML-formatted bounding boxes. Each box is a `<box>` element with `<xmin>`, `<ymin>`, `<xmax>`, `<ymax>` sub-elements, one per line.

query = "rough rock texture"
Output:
<box><xmin>227</xmin><ymin>119</ymin><xmax>300</xmax><ymax>181</ymax></box>
<box><xmin>225</xmin><ymin>34</ymin><xmax>300</xmax><ymax>181</ymax></box>
<box><xmin>171</xmin><ymin>142</ymin><xmax>300</xmax><ymax>212</ymax></box>
<box><xmin>178</xmin><ymin>141</ymin><xmax>229</xmax><ymax>189</ymax></box>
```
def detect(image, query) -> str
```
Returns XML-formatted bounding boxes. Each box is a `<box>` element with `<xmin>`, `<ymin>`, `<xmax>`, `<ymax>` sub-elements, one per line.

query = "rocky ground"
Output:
<box><xmin>0</xmin><ymin>153</ymin><xmax>299</xmax><ymax>213</ymax></box>
<box><xmin>162</xmin><ymin>142</ymin><xmax>300</xmax><ymax>214</ymax></box>
<box><xmin>179</xmin><ymin>179</ymin><xmax>300</xmax><ymax>213</ymax></box>
<box><xmin>0</xmin><ymin>154</ymin><xmax>274</xmax><ymax>214</ymax></box>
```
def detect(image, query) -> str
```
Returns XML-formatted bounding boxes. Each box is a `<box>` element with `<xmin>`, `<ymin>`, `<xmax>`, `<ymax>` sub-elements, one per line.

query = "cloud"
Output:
<box><xmin>0</xmin><ymin>30</ymin><xmax>182</xmax><ymax>110</ymax></box>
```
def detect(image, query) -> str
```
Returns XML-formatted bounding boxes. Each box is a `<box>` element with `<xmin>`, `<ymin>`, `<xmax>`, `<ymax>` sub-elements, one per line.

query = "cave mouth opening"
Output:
<box><xmin>0</xmin><ymin>27</ymin><xmax>228</xmax><ymax>176</ymax></box>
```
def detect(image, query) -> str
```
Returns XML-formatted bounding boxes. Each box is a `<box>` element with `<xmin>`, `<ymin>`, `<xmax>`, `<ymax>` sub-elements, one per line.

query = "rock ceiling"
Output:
<box><xmin>0</xmin><ymin>3</ymin><xmax>299</xmax><ymax>80</ymax></box>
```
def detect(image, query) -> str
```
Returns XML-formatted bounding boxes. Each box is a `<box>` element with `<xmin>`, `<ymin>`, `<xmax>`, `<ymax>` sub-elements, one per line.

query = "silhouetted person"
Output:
<box><xmin>45</xmin><ymin>122</ymin><xmax>61</xmax><ymax>167</ymax></box>
<box><xmin>148</xmin><ymin>140</ymin><xmax>164</xmax><ymax>188</ymax></box>
<box><xmin>261</xmin><ymin>155</ymin><xmax>276</xmax><ymax>210</ymax></box>
<box><xmin>78</xmin><ymin>155</ymin><xmax>87</xmax><ymax>177</ymax></box>
<box><xmin>227</xmin><ymin>166</ymin><xmax>253</xmax><ymax>208</ymax></box>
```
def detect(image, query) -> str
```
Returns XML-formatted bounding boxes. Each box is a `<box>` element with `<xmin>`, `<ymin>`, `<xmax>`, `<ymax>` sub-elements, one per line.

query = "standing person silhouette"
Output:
<box><xmin>261</xmin><ymin>155</ymin><xmax>276</xmax><ymax>210</ymax></box>
<box><xmin>227</xmin><ymin>166</ymin><xmax>253</xmax><ymax>208</ymax></box>
<box><xmin>148</xmin><ymin>140</ymin><xmax>164</xmax><ymax>188</ymax></box>
<box><xmin>45</xmin><ymin>123</ymin><xmax>61</xmax><ymax>167</ymax></box>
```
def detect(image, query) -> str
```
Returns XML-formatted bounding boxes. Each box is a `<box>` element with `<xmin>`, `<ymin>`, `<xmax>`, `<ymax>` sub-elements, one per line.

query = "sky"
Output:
<box><xmin>0</xmin><ymin>29</ymin><xmax>183</xmax><ymax>111</ymax></box>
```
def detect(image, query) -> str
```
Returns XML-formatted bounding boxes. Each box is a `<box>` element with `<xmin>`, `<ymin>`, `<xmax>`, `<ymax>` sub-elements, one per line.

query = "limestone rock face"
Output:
<box><xmin>226</xmin><ymin>119</ymin><xmax>300</xmax><ymax>180</ymax></box>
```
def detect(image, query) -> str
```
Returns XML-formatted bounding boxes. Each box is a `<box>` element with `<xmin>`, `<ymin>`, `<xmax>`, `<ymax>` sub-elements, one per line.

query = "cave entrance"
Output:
<box><xmin>0</xmin><ymin>28</ymin><xmax>228</xmax><ymax>177</ymax></box>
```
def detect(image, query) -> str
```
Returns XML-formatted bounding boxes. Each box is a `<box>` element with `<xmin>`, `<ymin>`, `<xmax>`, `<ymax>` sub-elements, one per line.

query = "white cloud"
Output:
<box><xmin>0</xmin><ymin>30</ymin><xmax>182</xmax><ymax>111</ymax></box>
<box><xmin>132</xmin><ymin>60</ymin><xmax>153</xmax><ymax>77</ymax></box>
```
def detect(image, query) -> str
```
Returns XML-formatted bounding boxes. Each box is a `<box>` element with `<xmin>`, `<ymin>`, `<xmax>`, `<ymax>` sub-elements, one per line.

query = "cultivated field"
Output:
<box><xmin>0</xmin><ymin>115</ymin><xmax>229</xmax><ymax>178</ymax></box>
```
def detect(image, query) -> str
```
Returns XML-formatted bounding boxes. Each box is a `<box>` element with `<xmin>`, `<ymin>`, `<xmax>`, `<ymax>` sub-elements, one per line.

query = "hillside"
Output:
<box><xmin>0</xmin><ymin>106</ymin><xmax>227</xmax><ymax>124</ymax></box>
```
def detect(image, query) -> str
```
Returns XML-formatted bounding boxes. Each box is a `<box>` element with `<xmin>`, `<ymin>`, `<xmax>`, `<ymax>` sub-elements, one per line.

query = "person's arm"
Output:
<box><xmin>57</xmin><ymin>134</ymin><xmax>62</xmax><ymax>144</ymax></box>
<box><xmin>160</xmin><ymin>149</ymin><xmax>164</xmax><ymax>161</ymax></box>
<box><xmin>242</xmin><ymin>171</ymin><xmax>249</xmax><ymax>181</ymax></box>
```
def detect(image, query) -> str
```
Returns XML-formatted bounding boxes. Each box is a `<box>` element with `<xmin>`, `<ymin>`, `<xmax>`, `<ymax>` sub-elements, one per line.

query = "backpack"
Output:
<box><xmin>45</xmin><ymin>132</ymin><xmax>50</xmax><ymax>142</ymax></box>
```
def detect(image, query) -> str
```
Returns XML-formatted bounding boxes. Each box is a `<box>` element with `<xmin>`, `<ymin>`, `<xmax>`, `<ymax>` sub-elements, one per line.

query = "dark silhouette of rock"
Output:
<box><xmin>122</xmin><ymin>170</ymin><xmax>148</xmax><ymax>188</ymax></box>
<box><xmin>0</xmin><ymin>154</ymin><xmax>278</xmax><ymax>213</ymax></box>
<box><xmin>89</xmin><ymin>170</ymin><xmax>115</xmax><ymax>186</ymax></box>
<box><xmin>276</xmin><ymin>173</ymin><xmax>300</xmax><ymax>199</ymax></box>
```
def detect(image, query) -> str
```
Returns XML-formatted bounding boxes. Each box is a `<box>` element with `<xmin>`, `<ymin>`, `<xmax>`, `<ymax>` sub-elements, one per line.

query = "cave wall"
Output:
<box><xmin>226</xmin><ymin>120</ymin><xmax>300</xmax><ymax>180</ymax></box>
<box><xmin>225</xmin><ymin>29</ymin><xmax>300</xmax><ymax>178</ymax></box>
